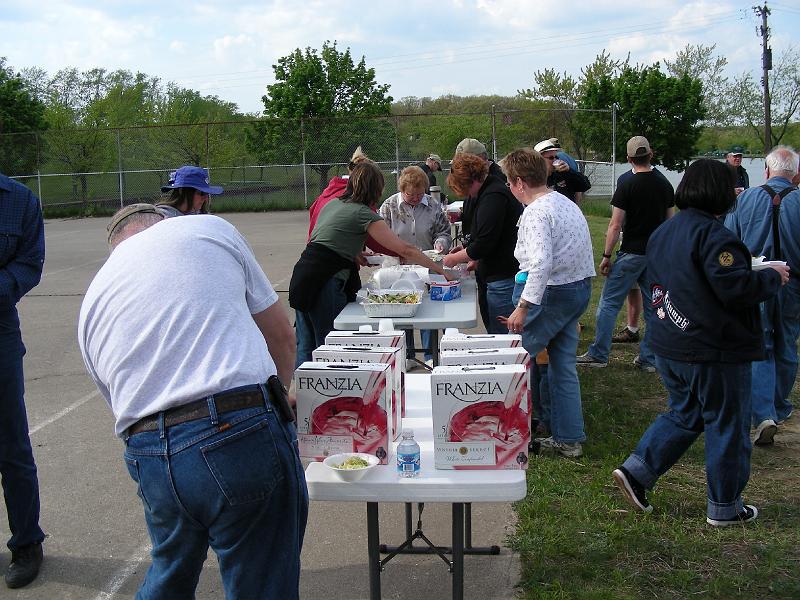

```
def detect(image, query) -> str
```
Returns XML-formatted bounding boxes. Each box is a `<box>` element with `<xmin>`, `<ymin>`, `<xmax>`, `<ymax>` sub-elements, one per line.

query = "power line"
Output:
<box><xmin>175</xmin><ymin>7</ymin><xmax>744</xmax><ymax>87</ymax></box>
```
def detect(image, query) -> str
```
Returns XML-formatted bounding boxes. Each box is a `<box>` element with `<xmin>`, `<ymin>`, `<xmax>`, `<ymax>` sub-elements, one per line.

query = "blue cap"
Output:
<box><xmin>160</xmin><ymin>166</ymin><xmax>223</xmax><ymax>194</ymax></box>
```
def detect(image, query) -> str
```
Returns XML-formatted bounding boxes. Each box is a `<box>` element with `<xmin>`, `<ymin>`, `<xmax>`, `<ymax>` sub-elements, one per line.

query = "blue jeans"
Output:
<box><xmin>513</xmin><ymin>278</ymin><xmax>591</xmax><ymax>443</ymax></box>
<box><xmin>405</xmin><ymin>329</ymin><xmax>435</xmax><ymax>361</ymax></box>
<box><xmin>751</xmin><ymin>283</ymin><xmax>800</xmax><ymax>424</ymax></box>
<box><xmin>0</xmin><ymin>348</ymin><xmax>45</xmax><ymax>550</ymax></box>
<box><xmin>295</xmin><ymin>276</ymin><xmax>348</xmax><ymax>367</ymax></box>
<box><xmin>124</xmin><ymin>385</ymin><xmax>309</xmax><ymax>599</ymax></box>
<box><xmin>485</xmin><ymin>278</ymin><xmax>516</xmax><ymax>335</ymax></box>
<box><xmin>622</xmin><ymin>357</ymin><xmax>752</xmax><ymax>520</ymax></box>
<box><xmin>586</xmin><ymin>252</ymin><xmax>655</xmax><ymax>366</ymax></box>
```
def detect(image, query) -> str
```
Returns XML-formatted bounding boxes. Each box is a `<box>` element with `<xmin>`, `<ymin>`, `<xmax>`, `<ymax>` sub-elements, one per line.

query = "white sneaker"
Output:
<box><xmin>753</xmin><ymin>419</ymin><xmax>777</xmax><ymax>446</ymax></box>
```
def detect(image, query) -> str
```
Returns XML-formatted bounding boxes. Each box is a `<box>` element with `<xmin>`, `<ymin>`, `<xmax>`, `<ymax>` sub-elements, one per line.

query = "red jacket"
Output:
<box><xmin>307</xmin><ymin>177</ymin><xmax>397</xmax><ymax>256</ymax></box>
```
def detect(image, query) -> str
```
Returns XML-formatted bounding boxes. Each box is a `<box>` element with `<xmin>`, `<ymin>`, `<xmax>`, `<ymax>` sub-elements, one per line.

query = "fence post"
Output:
<box><xmin>35</xmin><ymin>133</ymin><xmax>42</xmax><ymax>205</ymax></box>
<box><xmin>205</xmin><ymin>124</ymin><xmax>210</xmax><ymax>171</ymax></box>
<box><xmin>117</xmin><ymin>129</ymin><xmax>124</xmax><ymax>207</ymax></box>
<box><xmin>611</xmin><ymin>103</ymin><xmax>617</xmax><ymax>196</ymax></box>
<box><xmin>491</xmin><ymin>105</ymin><xmax>497</xmax><ymax>161</ymax></box>
<box><xmin>301</xmin><ymin>118</ymin><xmax>309</xmax><ymax>209</ymax></box>
<box><xmin>394</xmin><ymin>116</ymin><xmax>401</xmax><ymax>179</ymax></box>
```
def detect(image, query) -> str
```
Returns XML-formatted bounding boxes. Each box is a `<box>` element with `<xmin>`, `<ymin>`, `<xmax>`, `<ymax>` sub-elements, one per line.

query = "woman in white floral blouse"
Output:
<box><xmin>499</xmin><ymin>148</ymin><xmax>596</xmax><ymax>458</ymax></box>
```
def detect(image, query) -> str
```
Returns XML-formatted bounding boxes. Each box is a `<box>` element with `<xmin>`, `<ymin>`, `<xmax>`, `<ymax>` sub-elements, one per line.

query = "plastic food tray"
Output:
<box><xmin>361</xmin><ymin>301</ymin><xmax>422</xmax><ymax>318</ymax></box>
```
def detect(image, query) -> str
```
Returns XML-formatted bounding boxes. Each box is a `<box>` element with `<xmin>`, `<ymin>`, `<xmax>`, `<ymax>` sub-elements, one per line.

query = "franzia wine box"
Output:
<box><xmin>312</xmin><ymin>345</ymin><xmax>403</xmax><ymax>440</ymax></box>
<box><xmin>295</xmin><ymin>362</ymin><xmax>392</xmax><ymax>464</ymax></box>
<box><xmin>439</xmin><ymin>347</ymin><xmax>532</xmax><ymax>413</ymax></box>
<box><xmin>325</xmin><ymin>329</ymin><xmax>407</xmax><ymax>416</ymax></box>
<box><xmin>431</xmin><ymin>364</ymin><xmax>529</xmax><ymax>470</ymax></box>
<box><xmin>439</xmin><ymin>330</ymin><xmax>522</xmax><ymax>351</ymax></box>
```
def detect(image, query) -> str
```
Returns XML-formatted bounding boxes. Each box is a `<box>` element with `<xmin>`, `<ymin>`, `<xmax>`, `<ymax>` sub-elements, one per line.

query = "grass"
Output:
<box><xmin>510</xmin><ymin>214</ymin><xmax>800</xmax><ymax>599</ymax></box>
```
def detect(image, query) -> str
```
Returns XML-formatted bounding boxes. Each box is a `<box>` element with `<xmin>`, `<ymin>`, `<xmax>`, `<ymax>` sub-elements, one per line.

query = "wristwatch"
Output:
<box><xmin>602</xmin><ymin>252</ymin><xmax>612</xmax><ymax>259</ymax></box>
<box><xmin>517</xmin><ymin>298</ymin><xmax>531</xmax><ymax>309</ymax></box>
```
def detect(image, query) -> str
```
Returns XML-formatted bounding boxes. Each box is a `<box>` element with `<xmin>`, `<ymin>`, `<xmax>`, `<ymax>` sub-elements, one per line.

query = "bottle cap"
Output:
<box><xmin>401</xmin><ymin>428</ymin><xmax>414</xmax><ymax>437</ymax></box>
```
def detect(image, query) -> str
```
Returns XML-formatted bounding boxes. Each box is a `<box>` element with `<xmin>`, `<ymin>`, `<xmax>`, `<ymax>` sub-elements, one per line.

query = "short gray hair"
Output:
<box><xmin>765</xmin><ymin>146</ymin><xmax>799</xmax><ymax>176</ymax></box>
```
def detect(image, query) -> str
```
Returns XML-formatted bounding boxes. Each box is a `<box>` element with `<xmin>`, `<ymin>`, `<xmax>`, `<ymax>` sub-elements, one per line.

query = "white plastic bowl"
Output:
<box><xmin>323</xmin><ymin>452</ymin><xmax>381</xmax><ymax>482</ymax></box>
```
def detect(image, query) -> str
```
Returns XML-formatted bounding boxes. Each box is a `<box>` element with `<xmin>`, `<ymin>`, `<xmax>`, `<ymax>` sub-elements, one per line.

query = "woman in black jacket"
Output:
<box><xmin>443</xmin><ymin>153</ymin><xmax>522</xmax><ymax>333</ymax></box>
<box><xmin>612</xmin><ymin>159</ymin><xmax>789</xmax><ymax>526</ymax></box>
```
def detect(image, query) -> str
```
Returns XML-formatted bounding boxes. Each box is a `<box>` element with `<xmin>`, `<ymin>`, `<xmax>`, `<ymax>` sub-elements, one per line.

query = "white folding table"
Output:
<box><xmin>305</xmin><ymin>374</ymin><xmax>528</xmax><ymax>600</ymax></box>
<box><xmin>333</xmin><ymin>279</ymin><xmax>478</xmax><ymax>367</ymax></box>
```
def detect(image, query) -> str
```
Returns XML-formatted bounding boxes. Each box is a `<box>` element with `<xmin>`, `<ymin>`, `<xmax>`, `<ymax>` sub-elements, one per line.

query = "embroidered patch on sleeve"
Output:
<box><xmin>718</xmin><ymin>251</ymin><xmax>734</xmax><ymax>267</ymax></box>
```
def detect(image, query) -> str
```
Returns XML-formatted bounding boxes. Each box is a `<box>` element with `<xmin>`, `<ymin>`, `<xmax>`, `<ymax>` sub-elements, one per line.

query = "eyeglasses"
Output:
<box><xmin>402</xmin><ymin>191</ymin><xmax>425</xmax><ymax>201</ymax></box>
<box><xmin>194</xmin><ymin>190</ymin><xmax>210</xmax><ymax>197</ymax></box>
<box><xmin>544</xmin><ymin>155</ymin><xmax>557</xmax><ymax>161</ymax></box>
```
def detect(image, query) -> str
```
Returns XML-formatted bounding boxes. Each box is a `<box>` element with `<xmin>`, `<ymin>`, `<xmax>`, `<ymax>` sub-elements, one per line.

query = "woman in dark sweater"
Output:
<box><xmin>613</xmin><ymin>159</ymin><xmax>789</xmax><ymax>526</ymax></box>
<box><xmin>443</xmin><ymin>153</ymin><xmax>522</xmax><ymax>333</ymax></box>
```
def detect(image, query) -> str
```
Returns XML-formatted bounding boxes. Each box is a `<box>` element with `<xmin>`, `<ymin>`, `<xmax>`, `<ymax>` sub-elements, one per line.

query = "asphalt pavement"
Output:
<box><xmin>1</xmin><ymin>211</ymin><xmax>522</xmax><ymax>599</ymax></box>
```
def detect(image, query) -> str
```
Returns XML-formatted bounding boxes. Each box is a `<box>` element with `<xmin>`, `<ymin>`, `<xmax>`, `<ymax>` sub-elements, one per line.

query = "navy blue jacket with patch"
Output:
<box><xmin>646</xmin><ymin>208</ymin><xmax>781</xmax><ymax>363</ymax></box>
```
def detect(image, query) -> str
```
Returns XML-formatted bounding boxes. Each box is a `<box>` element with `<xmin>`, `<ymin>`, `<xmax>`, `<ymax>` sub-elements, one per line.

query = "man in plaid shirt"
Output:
<box><xmin>0</xmin><ymin>172</ymin><xmax>45</xmax><ymax>588</ymax></box>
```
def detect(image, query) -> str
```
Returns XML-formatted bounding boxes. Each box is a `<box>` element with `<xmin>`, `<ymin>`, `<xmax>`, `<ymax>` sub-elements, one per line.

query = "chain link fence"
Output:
<box><xmin>0</xmin><ymin>108</ymin><xmax>616</xmax><ymax>217</ymax></box>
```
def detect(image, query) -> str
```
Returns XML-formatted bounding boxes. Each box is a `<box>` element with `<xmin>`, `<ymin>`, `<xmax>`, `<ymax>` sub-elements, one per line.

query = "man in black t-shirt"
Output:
<box><xmin>577</xmin><ymin>136</ymin><xmax>675</xmax><ymax>371</ymax></box>
<box><xmin>416</xmin><ymin>154</ymin><xmax>442</xmax><ymax>192</ymax></box>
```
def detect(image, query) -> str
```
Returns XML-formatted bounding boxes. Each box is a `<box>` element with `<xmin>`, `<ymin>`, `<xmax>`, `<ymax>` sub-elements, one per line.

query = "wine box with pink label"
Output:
<box><xmin>430</xmin><ymin>364</ymin><xmax>529</xmax><ymax>470</ymax></box>
<box><xmin>312</xmin><ymin>344</ymin><xmax>403</xmax><ymax>440</ymax></box>
<box><xmin>325</xmin><ymin>329</ymin><xmax>407</xmax><ymax>416</ymax></box>
<box><xmin>295</xmin><ymin>362</ymin><xmax>392</xmax><ymax>464</ymax></box>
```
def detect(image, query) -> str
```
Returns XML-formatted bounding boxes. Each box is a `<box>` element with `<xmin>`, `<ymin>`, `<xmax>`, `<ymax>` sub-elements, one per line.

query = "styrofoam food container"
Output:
<box><xmin>323</xmin><ymin>452</ymin><xmax>381</xmax><ymax>482</ymax></box>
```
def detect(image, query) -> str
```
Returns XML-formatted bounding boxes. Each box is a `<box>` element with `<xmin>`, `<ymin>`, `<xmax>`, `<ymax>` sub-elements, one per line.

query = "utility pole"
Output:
<box><xmin>754</xmin><ymin>2</ymin><xmax>772</xmax><ymax>153</ymax></box>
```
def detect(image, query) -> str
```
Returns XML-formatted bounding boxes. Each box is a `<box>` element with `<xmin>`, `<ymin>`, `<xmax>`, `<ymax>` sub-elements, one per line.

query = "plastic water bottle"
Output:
<box><xmin>397</xmin><ymin>429</ymin><xmax>420</xmax><ymax>478</ymax></box>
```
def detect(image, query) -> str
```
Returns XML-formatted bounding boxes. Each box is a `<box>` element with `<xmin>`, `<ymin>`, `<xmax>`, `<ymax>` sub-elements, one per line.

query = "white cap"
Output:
<box><xmin>378</xmin><ymin>319</ymin><xmax>395</xmax><ymax>332</ymax></box>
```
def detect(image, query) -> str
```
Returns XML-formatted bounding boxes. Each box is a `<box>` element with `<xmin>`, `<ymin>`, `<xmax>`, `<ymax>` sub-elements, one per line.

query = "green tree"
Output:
<box><xmin>664</xmin><ymin>43</ymin><xmax>731</xmax><ymax>128</ymax></box>
<box><xmin>732</xmin><ymin>45</ymin><xmax>800</xmax><ymax>150</ymax></box>
<box><xmin>0</xmin><ymin>58</ymin><xmax>47</xmax><ymax>176</ymax></box>
<box><xmin>580</xmin><ymin>63</ymin><xmax>705</xmax><ymax>171</ymax></box>
<box><xmin>247</xmin><ymin>41</ymin><xmax>394</xmax><ymax>191</ymax></box>
<box><xmin>520</xmin><ymin>51</ymin><xmax>627</xmax><ymax>165</ymax></box>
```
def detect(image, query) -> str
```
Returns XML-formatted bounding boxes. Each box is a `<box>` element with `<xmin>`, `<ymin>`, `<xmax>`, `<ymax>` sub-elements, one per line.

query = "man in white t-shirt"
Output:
<box><xmin>78</xmin><ymin>205</ymin><xmax>307</xmax><ymax>599</ymax></box>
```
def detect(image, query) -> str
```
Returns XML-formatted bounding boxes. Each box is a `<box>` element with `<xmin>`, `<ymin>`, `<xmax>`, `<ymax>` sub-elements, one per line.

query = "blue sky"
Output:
<box><xmin>2</xmin><ymin>1</ymin><xmax>799</xmax><ymax>115</ymax></box>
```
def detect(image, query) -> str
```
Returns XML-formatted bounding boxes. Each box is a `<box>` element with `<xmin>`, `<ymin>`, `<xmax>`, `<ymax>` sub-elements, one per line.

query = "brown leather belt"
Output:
<box><xmin>126</xmin><ymin>388</ymin><xmax>266</xmax><ymax>437</ymax></box>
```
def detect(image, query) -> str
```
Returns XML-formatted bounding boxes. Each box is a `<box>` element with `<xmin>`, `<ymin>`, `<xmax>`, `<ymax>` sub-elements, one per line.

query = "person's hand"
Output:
<box><xmin>769</xmin><ymin>264</ymin><xmax>790</xmax><ymax>285</ymax></box>
<box><xmin>552</xmin><ymin>160</ymin><xmax>569</xmax><ymax>173</ymax></box>
<box><xmin>466</xmin><ymin>260</ymin><xmax>478</xmax><ymax>272</ymax></box>
<box><xmin>434</xmin><ymin>241</ymin><xmax>446</xmax><ymax>253</ymax></box>
<box><xmin>449</xmin><ymin>244</ymin><xmax>463</xmax><ymax>254</ymax></box>
<box><xmin>498</xmin><ymin>307</ymin><xmax>526</xmax><ymax>334</ymax></box>
<box><xmin>599</xmin><ymin>256</ymin><xmax>611</xmax><ymax>277</ymax></box>
<box><xmin>355</xmin><ymin>252</ymin><xmax>369</xmax><ymax>267</ymax></box>
<box><xmin>442</xmin><ymin>253</ymin><xmax>460</xmax><ymax>268</ymax></box>
<box><xmin>443</xmin><ymin>270</ymin><xmax>458</xmax><ymax>281</ymax></box>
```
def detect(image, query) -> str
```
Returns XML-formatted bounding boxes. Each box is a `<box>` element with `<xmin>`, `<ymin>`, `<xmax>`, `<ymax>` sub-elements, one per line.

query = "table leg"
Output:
<box><xmin>452</xmin><ymin>503</ymin><xmax>464</xmax><ymax>600</ymax></box>
<box><xmin>367</xmin><ymin>502</ymin><xmax>381</xmax><ymax>600</ymax></box>
<box><xmin>431</xmin><ymin>330</ymin><xmax>440</xmax><ymax>367</ymax></box>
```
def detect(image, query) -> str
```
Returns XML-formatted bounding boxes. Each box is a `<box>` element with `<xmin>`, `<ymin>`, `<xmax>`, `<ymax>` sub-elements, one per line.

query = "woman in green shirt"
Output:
<box><xmin>290</xmin><ymin>161</ymin><xmax>448</xmax><ymax>364</ymax></box>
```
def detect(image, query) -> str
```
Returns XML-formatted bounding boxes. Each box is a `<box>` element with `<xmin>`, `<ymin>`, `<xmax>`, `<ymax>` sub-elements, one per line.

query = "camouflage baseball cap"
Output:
<box><xmin>106</xmin><ymin>203</ymin><xmax>164</xmax><ymax>244</ymax></box>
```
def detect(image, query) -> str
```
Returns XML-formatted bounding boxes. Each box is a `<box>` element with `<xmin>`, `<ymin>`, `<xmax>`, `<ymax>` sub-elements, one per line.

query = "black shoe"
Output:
<box><xmin>613</xmin><ymin>467</ymin><xmax>653</xmax><ymax>513</ymax></box>
<box><xmin>5</xmin><ymin>543</ymin><xmax>43</xmax><ymax>589</ymax></box>
<box><xmin>707</xmin><ymin>505</ymin><xmax>758</xmax><ymax>527</ymax></box>
<box><xmin>612</xmin><ymin>327</ymin><xmax>640</xmax><ymax>343</ymax></box>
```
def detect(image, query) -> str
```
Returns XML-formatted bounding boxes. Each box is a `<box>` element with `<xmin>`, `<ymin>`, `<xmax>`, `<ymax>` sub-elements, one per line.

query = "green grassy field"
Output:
<box><xmin>510</xmin><ymin>215</ymin><xmax>800</xmax><ymax>599</ymax></box>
